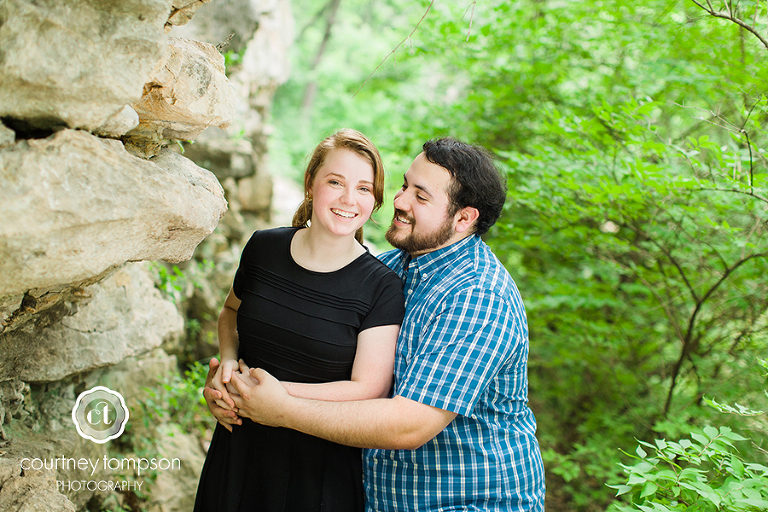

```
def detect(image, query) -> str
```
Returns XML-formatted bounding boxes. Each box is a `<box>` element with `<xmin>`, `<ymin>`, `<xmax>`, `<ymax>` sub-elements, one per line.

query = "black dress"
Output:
<box><xmin>194</xmin><ymin>227</ymin><xmax>405</xmax><ymax>512</ymax></box>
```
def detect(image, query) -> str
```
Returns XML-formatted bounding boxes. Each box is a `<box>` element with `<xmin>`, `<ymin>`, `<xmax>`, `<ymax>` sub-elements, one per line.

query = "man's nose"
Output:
<box><xmin>393</xmin><ymin>190</ymin><xmax>408</xmax><ymax>211</ymax></box>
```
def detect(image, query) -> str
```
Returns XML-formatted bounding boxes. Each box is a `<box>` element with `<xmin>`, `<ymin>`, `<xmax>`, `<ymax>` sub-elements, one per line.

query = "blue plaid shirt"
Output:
<box><xmin>365</xmin><ymin>235</ymin><xmax>545</xmax><ymax>511</ymax></box>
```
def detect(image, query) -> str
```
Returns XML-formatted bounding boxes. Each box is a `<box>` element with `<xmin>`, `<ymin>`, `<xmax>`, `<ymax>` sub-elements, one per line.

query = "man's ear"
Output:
<box><xmin>454</xmin><ymin>206</ymin><xmax>480</xmax><ymax>234</ymax></box>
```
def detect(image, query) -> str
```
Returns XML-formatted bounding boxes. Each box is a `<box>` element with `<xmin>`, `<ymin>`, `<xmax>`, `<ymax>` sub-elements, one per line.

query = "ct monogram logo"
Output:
<box><xmin>72</xmin><ymin>386</ymin><xmax>129</xmax><ymax>444</ymax></box>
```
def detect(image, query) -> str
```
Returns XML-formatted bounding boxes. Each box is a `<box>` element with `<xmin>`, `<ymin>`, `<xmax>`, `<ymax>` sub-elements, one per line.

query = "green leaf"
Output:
<box><xmin>609</xmin><ymin>484</ymin><xmax>635</xmax><ymax>496</ymax></box>
<box><xmin>641</xmin><ymin>481</ymin><xmax>659</xmax><ymax>497</ymax></box>
<box><xmin>703</xmin><ymin>425</ymin><xmax>719</xmax><ymax>439</ymax></box>
<box><xmin>730</xmin><ymin>454</ymin><xmax>745</xmax><ymax>478</ymax></box>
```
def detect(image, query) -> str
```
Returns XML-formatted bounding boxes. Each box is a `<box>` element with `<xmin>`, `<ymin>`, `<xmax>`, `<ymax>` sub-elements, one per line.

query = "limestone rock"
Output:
<box><xmin>0</xmin><ymin>122</ymin><xmax>14</xmax><ymax>148</ymax></box>
<box><xmin>237</xmin><ymin>173</ymin><xmax>274</xmax><ymax>215</ymax></box>
<box><xmin>0</xmin><ymin>130</ymin><xmax>227</xmax><ymax>297</ymax></box>
<box><xmin>0</xmin><ymin>379</ymin><xmax>27</xmax><ymax>440</ymax></box>
<box><xmin>129</xmin><ymin>37</ymin><xmax>236</xmax><ymax>143</ymax></box>
<box><xmin>0</xmin><ymin>0</ymin><xmax>173</xmax><ymax>133</ymax></box>
<box><xmin>0</xmin><ymin>458</ymin><xmax>76</xmax><ymax>512</ymax></box>
<box><xmin>93</xmin><ymin>106</ymin><xmax>140</xmax><ymax>139</ymax></box>
<box><xmin>0</xmin><ymin>294</ymin><xmax>24</xmax><ymax>333</ymax></box>
<box><xmin>181</xmin><ymin>138</ymin><xmax>256</xmax><ymax>180</ymax></box>
<box><xmin>167</xmin><ymin>0</ymin><xmax>214</xmax><ymax>31</ymax></box>
<box><xmin>0</xmin><ymin>263</ymin><xmax>184</xmax><ymax>383</ymax></box>
<box><xmin>171</xmin><ymin>0</ymin><xmax>294</xmax><ymax>140</ymax></box>
<box><xmin>144</xmin><ymin>424</ymin><xmax>206</xmax><ymax>512</ymax></box>
<box><xmin>239</xmin><ymin>0</ymin><xmax>293</xmax><ymax>89</ymax></box>
<box><xmin>171</xmin><ymin>0</ymin><xmax>263</xmax><ymax>52</ymax></box>
<box><xmin>122</xmin><ymin>123</ymin><xmax>166</xmax><ymax>159</ymax></box>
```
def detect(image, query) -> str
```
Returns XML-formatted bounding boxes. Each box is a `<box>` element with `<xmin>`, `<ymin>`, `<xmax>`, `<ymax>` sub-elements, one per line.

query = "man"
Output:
<box><xmin>205</xmin><ymin>137</ymin><xmax>546</xmax><ymax>511</ymax></box>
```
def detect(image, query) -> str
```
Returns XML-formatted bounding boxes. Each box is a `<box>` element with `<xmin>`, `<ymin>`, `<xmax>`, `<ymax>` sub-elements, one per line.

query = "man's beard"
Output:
<box><xmin>385</xmin><ymin>210</ymin><xmax>455</xmax><ymax>255</ymax></box>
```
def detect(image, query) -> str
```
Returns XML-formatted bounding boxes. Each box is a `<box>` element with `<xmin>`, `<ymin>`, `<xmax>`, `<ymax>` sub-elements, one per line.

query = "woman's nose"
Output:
<box><xmin>340</xmin><ymin>186</ymin><xmax>355</xmax><ymax>204</ymax></box>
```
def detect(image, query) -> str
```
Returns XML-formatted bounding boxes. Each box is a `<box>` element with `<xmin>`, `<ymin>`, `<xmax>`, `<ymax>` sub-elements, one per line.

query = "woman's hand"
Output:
<box><xmin>203</xmin><ymin>358</ymin><xmax>242</xmax><ymax>432</ymax></box>
<box><xmin>211</xmin><ymin>357</ymin><xmax>240</xmax><ymax>410</ymax></box>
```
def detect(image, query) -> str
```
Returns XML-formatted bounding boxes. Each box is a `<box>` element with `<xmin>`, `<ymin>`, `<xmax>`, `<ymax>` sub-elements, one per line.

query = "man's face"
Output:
<box><xmin>385</xmin><ymin>153</ymin><xmax>459</xmax><ymax>257</ymax></box>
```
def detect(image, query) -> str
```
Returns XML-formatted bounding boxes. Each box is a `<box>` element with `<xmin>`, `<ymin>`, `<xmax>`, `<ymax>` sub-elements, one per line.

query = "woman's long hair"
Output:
<box><xmin>292</xmin><ymin>129</ymin><xmax>385</xmax><ymax>244</ymax></box>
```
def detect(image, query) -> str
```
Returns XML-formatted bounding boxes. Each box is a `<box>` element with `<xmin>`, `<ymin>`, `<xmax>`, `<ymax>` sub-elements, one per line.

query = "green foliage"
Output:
<box><xmin>148</xmin><ymin>259</ymin><xmax>214</xmax><ymax>304</ymax></box>
<box><xmin>271</xmin><ymin>0</ymin><xmax>768</xmax><ymax>509</ymax></box>
<box><xmin>223</xmin><ymin>49</ymin><xmax>244</xmax><ymax>75</ymax></box>
<box><xmin>608</xmin><ymin>368</ymin><xmax>768</xmax><ymax>512</ymax></box>
<box><xmin>609</xmin><ymin>427</ymin><xmax>768</xmax><ymax>512</ymax></box>
<box><xmin>139</xmin><ymin>360</ymin><xmax>210</xmax><ymax>439</ymax></box>
<box><xmin>492</xmin><ymin>96</ymin><xmax>768</xmax><ymax>508</ymax></box>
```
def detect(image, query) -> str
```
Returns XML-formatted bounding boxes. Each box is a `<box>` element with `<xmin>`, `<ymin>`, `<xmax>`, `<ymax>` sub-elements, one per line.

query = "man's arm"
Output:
<box><xmin>229</xmin><ymin>367</ymin><xmax>457</xmax><ymax>450</ymax></box>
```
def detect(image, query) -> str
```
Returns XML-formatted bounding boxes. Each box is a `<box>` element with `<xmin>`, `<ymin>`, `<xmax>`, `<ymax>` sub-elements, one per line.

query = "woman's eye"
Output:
<box><xmin>359</xmin><ymin>187</ymin><xmax>371</xmax><ymax>193</ymax></box>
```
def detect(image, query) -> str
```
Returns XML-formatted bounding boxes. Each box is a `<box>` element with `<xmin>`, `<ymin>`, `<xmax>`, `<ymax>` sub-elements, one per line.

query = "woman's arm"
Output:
<box><xmin>210</xmin><ymin>287</ymin><xmax>242</xmax><ymax>409</ymax></box>
<box><xmin>234</xmin><ymin>324</ymin><xmax>399</xmax><ymax>402</ymax></box>
<box><xmin>282</xmin><ymin>324</ymin><xmax>400</xmax><ymax>401</ymax></box>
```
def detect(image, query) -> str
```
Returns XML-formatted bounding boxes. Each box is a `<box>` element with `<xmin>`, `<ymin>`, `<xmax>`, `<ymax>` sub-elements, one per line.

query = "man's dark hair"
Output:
<box><xmin>422</xmin><ymin>137</ymin><xmax>507</xmax><ymax>236</ymax></box>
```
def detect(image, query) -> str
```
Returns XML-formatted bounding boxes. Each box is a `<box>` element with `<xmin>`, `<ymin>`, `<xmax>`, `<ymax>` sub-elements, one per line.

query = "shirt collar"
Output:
<box><xmin>405</xmin><ymin>234</ymin><xmax>479</xmax><ymax>279</ymax></box>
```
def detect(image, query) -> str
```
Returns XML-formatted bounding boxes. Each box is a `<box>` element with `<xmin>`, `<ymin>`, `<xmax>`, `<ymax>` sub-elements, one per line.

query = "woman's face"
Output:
<box><xmin>309</xmin><ymin>148</ymin><xmax>376</xmax><ymax>239</ymax></box>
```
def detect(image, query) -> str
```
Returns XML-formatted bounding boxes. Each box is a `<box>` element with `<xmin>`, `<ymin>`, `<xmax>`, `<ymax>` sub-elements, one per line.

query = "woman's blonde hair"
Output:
<box><xmin>292</xmin><ymin>129</ymin><xmax>385</xmax><ymax>244</ymax></box>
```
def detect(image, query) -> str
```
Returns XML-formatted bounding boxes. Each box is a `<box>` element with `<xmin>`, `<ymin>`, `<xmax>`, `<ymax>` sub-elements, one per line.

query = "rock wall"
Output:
<box><xmin>0</xmin><ymin>0</ymin><xmax>293</xmax><ymax>510</ymax></box>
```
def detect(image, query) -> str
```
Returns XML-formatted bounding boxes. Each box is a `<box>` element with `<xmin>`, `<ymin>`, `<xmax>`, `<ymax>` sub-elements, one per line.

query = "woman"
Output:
<box><xmin>194</xmin><ymin>129</ymin><xmax>404</xmax><ymax>512</ymax></box>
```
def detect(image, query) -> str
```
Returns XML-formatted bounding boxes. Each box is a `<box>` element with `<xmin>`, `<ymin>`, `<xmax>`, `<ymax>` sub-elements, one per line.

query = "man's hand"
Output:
<box><xmin>203</xmin><ymin>358</ymin><xmax>242</xmax><ymax>432</ymax></box>
<box><xmin>230</xmin><ymin>366</ymin><xmax>292</xmax><ymax>428</ymax></box>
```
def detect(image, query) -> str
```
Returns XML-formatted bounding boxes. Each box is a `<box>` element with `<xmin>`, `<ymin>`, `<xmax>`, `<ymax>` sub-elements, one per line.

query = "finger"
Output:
<box><xmin>206</xmin><ymin>358</ymin><xmax>220</xmax><ymax>386</ymax></box>
<box><xmin>229</xmin><ymin>371</ymin><xmax>245</xmax><ymax>394</ymax></box>
<box><xmin>220</xmin><ymin>421</ymin><xmax>233</xmax><ymax>432</ymax></box>
<box><xmin>214</xmin><ymin>398</ymin><xmax>238</xmax><ymax>412</ymax></box>
<box><xmin>238</xmin><ymin>359</ymin><xmax>251</xmax><ymax>374</ymax></box>
<box><xmin>211</xmin><ymin>372</ymin><xmax>236</xmax><ymax>408</ymax></box>
<box><xmin>221</xmin><ymin>387</ymin><xmax>236</xmax><ymax>409</ymax></box>
<box><xmin>217</xmin><ymin>408</ymin><xmax>240</xmax><ymax>421</ymax></box>
<box><xmin>204</xmin><ymin>387</ymin><xmax>223</xmax><ymax>401</ymax></box>
<box><xmin>207</xmin><ymin>358</ymin><xmax>220</xmax><ymax>380</ymax></box>
<box><xmin>251</xmin><ymin>367</ymin><xmax>274</xmax><ymax>382</ymax></box>
<box><xmin>248</xmin><ymin>368</ymin><xmax>261</xmax><ymax>384</ymax></box>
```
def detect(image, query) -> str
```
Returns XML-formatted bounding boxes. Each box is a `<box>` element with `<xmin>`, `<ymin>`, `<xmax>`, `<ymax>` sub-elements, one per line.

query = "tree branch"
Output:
<box><xmin>352</xmin><ymin>0</ymin><xmax>435</xmax><ymax>98</ymax></box>
<box><xmin>663</xmin><ymin>251</ymin><xmax>768</xmax><ymax>415</ymax></box>
<box><xmin>464</xmin><ymin>1</ymin><xmax>477</xmax><ymax>41</ymax></box>
<box><xmin>689</xmin><ymin>0</ymin><xmax>768</xmax><ymax>52</ymax></box>
<box><xmin>696</xmin><ymin>187</ymin><xmax>768</xmax><ymax>204</ymax></box>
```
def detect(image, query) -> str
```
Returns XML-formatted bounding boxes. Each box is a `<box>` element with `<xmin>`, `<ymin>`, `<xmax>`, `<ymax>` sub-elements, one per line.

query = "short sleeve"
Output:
<box><xmin>360</xmin><ymin>270</ymin><xmax>405</xmax><ymax>332</ymax></box>
<box><xmin>232</xmin><ymin>231</ymin><xmax>260</xmax><ymax>299</ymax></box>
<box><xmin>396</xmin><ymin>289</ymin><xmax>524</xmax><ymax>416</ymax></box>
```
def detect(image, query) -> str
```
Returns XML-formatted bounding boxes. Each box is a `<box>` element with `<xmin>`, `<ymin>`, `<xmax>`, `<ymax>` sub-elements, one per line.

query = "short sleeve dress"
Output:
<box><xmin>194</xmin><ymin>227</ymin><xmax>405</xmax><ymax>512</ymax></box>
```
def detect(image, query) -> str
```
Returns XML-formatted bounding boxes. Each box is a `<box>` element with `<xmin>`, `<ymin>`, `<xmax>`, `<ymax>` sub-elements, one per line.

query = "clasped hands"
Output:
<box><xmin>202</xmin><ymin>357</ymin><xmax>289</xmax><ymax>431</ymax></box>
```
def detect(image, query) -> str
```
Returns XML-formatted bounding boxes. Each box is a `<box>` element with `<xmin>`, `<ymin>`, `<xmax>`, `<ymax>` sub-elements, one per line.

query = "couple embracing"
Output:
<box><xmin>194</xmin><ymin>130</ymin><xmax>545</xmax><ymax>512</ymax></box>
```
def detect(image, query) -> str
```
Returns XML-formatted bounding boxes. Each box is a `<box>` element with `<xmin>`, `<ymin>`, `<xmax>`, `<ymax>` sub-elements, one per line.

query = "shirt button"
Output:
<box><xmin>407</xmin><ymin>290</ymin><xmax>413</xmax><ymax>295</ymax></box>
